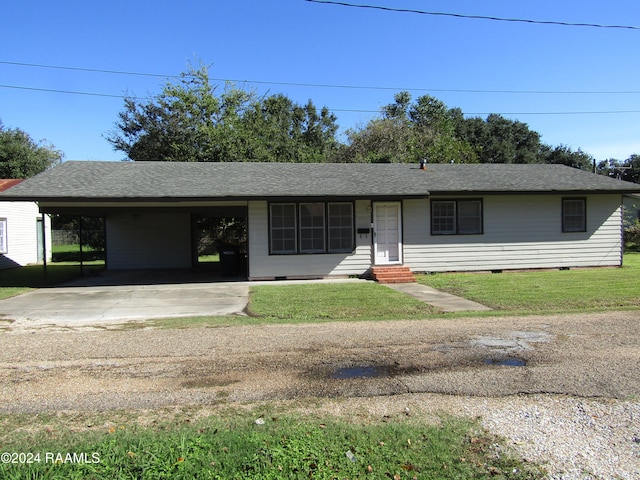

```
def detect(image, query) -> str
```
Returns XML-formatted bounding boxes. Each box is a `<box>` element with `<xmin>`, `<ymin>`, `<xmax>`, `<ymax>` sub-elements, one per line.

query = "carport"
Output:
<box><xmin>39</xmin><ymin>203</ymin><xmax>249</xmax><ymax>281</ymax></box>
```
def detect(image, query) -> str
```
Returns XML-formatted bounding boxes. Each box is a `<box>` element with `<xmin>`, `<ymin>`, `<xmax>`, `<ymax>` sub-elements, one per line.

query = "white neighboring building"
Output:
<box><xmin>0</xmin><ymin>179</ymin><xmax>52</xmax><ymax>270</ymax></box>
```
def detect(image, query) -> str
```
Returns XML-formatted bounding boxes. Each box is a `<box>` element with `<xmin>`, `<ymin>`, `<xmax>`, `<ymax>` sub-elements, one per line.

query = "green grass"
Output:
<box><xmin>0</xmin><ymin>244</ymin><xmax>106</xmax><ymax>299</ymax></box>
<box><xmin>247</xmin><ymin>283</ymin><xmax>438</xmax><ymax>322</ymax></box>
<box><xmin>0</xmin><ymin>411</ymin><xmax>542</xmax><ymax>479</ymax></box>
<box><xmin>52</xmin><ymin>244</ymin><xmax>105</xmax><ymax>263</ymax></box>
<box><xmin>0</xmin><ymin>264</ymin><xmax>105</xmax><ymax>300</ymax></box>
<box><xmin>418</xmin><ymin>253</ymin><xmax>640</xmax><ymax>313</ymax></box>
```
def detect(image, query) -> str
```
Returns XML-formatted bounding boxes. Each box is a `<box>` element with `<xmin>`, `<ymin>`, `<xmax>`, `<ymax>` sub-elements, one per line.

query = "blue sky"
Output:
<box><xmin>1</xmin><ymin>0</ymin><xmax>639</xmax><ymax>162</ymax></box>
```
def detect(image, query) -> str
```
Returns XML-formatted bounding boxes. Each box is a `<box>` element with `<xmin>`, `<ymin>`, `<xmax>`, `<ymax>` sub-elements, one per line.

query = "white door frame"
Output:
<box><xmin>373</xmin><ymin>202</ymin><xmax>402</xmax><ymax>265</ymax></box>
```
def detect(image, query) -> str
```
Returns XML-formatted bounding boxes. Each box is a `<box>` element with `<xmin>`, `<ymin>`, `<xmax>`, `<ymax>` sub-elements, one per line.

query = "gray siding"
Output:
<box><xmin>106</xmin><ymin>211</ymin><xmax>192</xmax><ymax>270</ymax></box>
<box><xmin>403</xmin><ymin>194</ymin><xmax>623</xmax><ymax>272</ymax></box>
<box><xmin>0</xmin><ymin>202</ymin><xmax>51</xmax><ymax>270</ymax></box>
<box><xmin>248</xmin><ymin>200</ymin><xmax>372</xmax><ymax>279</ymax></box>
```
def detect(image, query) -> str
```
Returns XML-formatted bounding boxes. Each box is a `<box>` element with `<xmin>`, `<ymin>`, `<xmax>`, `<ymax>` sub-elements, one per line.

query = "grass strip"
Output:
<box><xmin>0</xmin><ymin>413</ymin><xmax>542</xmax><ymax>479</ymax></box>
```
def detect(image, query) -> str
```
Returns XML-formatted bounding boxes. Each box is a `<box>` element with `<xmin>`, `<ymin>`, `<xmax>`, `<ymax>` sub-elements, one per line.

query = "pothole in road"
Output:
<box><xmin>483</xmin><ymin>357</ymin><xmax>527</xmax><ymax>367</ymax></box>
<box><xmin>331</xmin><ymin>365</ymin><xmax>420</xmax><ymax>379</ymax></box>
<box><xmin>330</xmin><ymin>356</ymin><xmax>527</xmax><ymax>379</ymax></box>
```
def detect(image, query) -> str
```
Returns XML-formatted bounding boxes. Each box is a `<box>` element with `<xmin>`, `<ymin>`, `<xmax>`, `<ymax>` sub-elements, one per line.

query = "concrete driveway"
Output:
<box><xmin>0</xmin><ymin>271</ymin><xmax>250</xmax><ymax>330</ymax></box>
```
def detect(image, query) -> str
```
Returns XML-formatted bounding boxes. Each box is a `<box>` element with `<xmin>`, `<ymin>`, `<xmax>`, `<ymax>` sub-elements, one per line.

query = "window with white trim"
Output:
<box><xmin>562</xmin><ymin>198</ymin><xmax>586</xmax><ymax>232</ymax></box>
<box><xmin>0</xmin><ymin>218</ymin><xmax>6</xmax><ymax>253</ymax></box>
<box><xmin>270</xmin><ymin>202</ymin><xmax>354</xmax><ymax>254</ymax></box>
<box><xmin>431</xmin><ymin>199</ymin><xmax>483</xmax><ymax>235</ymax></box>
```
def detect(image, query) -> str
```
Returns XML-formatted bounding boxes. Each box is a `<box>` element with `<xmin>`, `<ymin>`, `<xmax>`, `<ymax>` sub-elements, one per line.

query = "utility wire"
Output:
<box><xmin>2</xmin><ymin>83</ymin><xmax>639</xmax><ymax>116</ymax></box>
<box><xmin>305</xmin><ymin>0</ymin><xmax>640</xmax><ymax>30</ymax></box>
<box><xmin>2</xmin><ymin>60</ymin><xmax>640</xmax><ymax>95</ymax></box>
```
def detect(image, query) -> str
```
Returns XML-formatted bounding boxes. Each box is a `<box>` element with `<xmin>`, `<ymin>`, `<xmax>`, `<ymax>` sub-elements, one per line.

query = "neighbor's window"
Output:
<box><xmin>0</xmin><ymin>218</ymin><xmax>6</xmax><ymax>253</ymax></box>
<box><xmin>562</xmin><ymin>198</ymin><xmax>586</xmax><ymax>232</ymax></box>
<box><xmin>431</xmin><ymin>199</ymin><xmax>483</xmax><ymax>235</ymax></box>
<box><xmin>270</xmin><ymin>202</ymin><xmax>354</xmax><ymax>254</ymax></box>
<box><xmin>270</xmin><ymin>203</ymin><xmax>297</xmax><ymax>254</ymax></box>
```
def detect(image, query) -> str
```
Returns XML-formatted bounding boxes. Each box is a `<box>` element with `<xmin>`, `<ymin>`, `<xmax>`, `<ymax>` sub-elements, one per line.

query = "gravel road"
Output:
<box><xmin>1</xmin><ymin>311</ymin><xmax>638</xmax><ymax>479</ymax></box>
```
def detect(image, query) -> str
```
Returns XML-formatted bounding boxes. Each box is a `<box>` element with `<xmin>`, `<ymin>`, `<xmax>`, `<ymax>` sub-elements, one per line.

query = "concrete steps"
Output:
<box><xmin>370</xmin><ymin>265</ymin><xmax>416</xmax><ymax>284</ymax></box>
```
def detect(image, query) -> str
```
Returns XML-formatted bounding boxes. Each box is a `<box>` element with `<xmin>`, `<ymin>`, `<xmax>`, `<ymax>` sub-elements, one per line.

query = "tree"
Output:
<box><xmin>106</xmin><ymin>65</ymin><xmax>339</xmax><ymax>162</ymax></box>
<box><xmin>455</xmin><ymin>114</ymin><xmax>542</xmax><ymax>164</ymax></box>
<box><xmin>340</xmin><ymin>92</ymin><xmax>476</xmax><ymax>163</ymax></box>
<box><xmin>0</xmin><ymin>121</ymin><xmax>63</xmax><ymax>178</ymax></box>
<box><xmin>597</xmin><ymin>155</ymin><xmax>640</xmax><ymax>183</ymax></box>
<box><xmin>540</xmin><ymin>144</ymin><xmax>594</xmax><ymax>171</ymax></box>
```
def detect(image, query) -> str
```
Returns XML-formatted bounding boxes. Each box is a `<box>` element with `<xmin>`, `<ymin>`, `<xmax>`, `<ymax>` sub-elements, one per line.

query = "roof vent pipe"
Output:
<box><xmin>419</xmin><ymin>159</ymin><xmax>427</xmax><ymax>170</ymax></box>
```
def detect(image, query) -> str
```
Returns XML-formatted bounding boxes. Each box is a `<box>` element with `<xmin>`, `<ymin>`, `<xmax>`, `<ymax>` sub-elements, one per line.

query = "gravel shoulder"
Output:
<box><xmin>1</xmin><ymin>311</ymin><xmax>638</xmax><ymax>479</ymax></box>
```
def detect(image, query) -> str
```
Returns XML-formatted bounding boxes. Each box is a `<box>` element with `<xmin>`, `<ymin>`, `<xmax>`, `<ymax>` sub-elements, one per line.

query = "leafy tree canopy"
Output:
<box><xmin>0</xmin><ymin>120</ymin><xmax>63</xmax><ymax>178</ymax></box>
<box><xmin>596</xmin><ymin>154</ymin><xmax>640</xmax><ymax>183</ymax></box>
<box><xmin>339</xmin><ymin>92</ymin><xmax>476</xmax><ymax>164</ymax></box>
<box><xmin>106</xmin><ymin>65</ymin><xmax>339</xmax><ymax>162</ymax></box>
<box><xmin>341</xmin><ymin>92</ymin><xmax>598</xmax><ymax>170</ymax></box>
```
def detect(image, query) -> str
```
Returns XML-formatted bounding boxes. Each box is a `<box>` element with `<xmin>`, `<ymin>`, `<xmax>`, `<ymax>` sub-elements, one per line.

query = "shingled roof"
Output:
<box><xmin>0</xmin><ymin>161</ymin><xmax>637</xmax><ymax>202</ymax></box>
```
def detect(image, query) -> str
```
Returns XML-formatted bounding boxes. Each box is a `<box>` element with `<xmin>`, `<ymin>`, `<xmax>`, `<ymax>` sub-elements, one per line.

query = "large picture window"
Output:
<box><xmin>270</xmin><ymin>202</ymin><xmax>354</xmax><ymax>254</ymax></box>
<box><xmin>562</xmin><ymin>198</ymin><xmax>586</xmax><ymax>232</ymax></box>
<box><xmin>431</xmin><ymin>199</ymin><xmax>483</xmax><ymax>235</ymax></box>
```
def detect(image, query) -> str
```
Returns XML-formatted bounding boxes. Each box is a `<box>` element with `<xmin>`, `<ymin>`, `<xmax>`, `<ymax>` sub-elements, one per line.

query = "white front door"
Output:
<box><xmin>373</xmin><ymin>202</ymin><xmax>402</xmax><ymax>265</ymax></box>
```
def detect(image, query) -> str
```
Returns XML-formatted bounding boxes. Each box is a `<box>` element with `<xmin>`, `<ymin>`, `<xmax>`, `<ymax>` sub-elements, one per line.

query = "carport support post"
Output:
<box><xmin>78</xmin><ymin>215</ymin><xmax>84</xmax><ymax>276</ymax></box>
<box><xmin>41</xmin><ymin>213</ymin><xmax>47</xmax><ymax>276</ymax></box>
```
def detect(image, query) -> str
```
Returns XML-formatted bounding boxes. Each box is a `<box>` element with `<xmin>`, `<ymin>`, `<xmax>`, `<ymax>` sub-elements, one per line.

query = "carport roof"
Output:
<box><xmin>0</xmin><ymin>161</ymin><xmax>638</xmax><ymax>202</ymax></box>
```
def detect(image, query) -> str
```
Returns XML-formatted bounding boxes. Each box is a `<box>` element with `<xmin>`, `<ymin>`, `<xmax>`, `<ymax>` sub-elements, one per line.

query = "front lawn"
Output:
<box><xmin>248</xmin><ymin>282</ymin><xmax>438</xmax><ymax>322</ymax></box>
<box><xmin>418</xmin><ymin>253</ymin><xmax>640</xmax><ymax>313</ymax></box>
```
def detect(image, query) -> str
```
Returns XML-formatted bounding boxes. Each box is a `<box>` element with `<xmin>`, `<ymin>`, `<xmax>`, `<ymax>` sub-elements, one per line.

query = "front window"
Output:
<box><xmin>270</xmin><ymin>204</ymin><xmax>296</xmax><ymax>254</ymax></box>
<box><xmin>562</xmin><ymin>198</ymin><xmax>586</xmax><ymax>232</ymax></box>
<box><xmin>328</xmin><ymin>203</ymin><xmax>354</xmax><ymax>252</ymax></box>
<box><xmin>299</xmin><ymin>203</ymin><xmax>325</xmax><ymax>253</ymax></box>
<box><xmin>270</xmin><ymin>202</ymin><xmax>354</xmax><ymax>254</ymax></box>
<box><xmin>432</xmin><ymin>199</ymin><xmax>483</xmax><ymax>235</ymax></box>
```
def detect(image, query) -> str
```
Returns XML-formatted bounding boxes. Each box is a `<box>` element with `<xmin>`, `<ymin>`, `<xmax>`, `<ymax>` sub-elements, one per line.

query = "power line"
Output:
<box><xmin>2</xmin><ymin>60</ymin><xmax>640</xmax><ymax>95</ymax></box>
<box><xmin>305</xmin><ymin>0</ymin><xmax>640</xmax><ymax>30</ymax></box>
<box><xmin>0</xmin><ymin>61</ymin><xmax>176</xmax><ymax>79</ymax></box>
<box><xmin>0</xmin><ymin>84</ymin><xmax>133</xmax><ymax>99</ymax></box>
<box><xmin>2</xmin><ymin>83</ymin><xmax>639</xmax><ymax>116</ymax></box>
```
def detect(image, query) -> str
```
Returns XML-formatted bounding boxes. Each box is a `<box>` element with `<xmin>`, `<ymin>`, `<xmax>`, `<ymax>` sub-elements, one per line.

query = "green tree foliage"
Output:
<box><xmin>455</xmin><ymin>114</ymin><xmax>542</xmax><ymax>164</ymax></box>
<box><xmin>106</xmin><ymin>65</ymin><xmax>339</xmax><ymax>162</ymax></box>
<box><xmin>339</xmin><ymin>92</ymin><xmax>476</xmax><ymax>163</ymax></box>
<box><xmin>540</xmin><ymin>144</ymin><xmax>594</xmax><ymax>170</ymax></box>
<box><xmin>597</xmin><ymin>155</ymin><xmax>640</xmax><ymax>183</ymax></box>
<box><xmin>0</xmin><ymin>121</ymin><xmax>63</xmax><ymax>178</ymax></box>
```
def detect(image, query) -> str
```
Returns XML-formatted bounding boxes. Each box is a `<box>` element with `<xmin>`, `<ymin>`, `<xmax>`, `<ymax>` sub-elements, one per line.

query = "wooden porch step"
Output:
<box><xmin>371</xmin><ymin>265</ymin><xmax>416</xmax><ymax>284</ymax></box>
